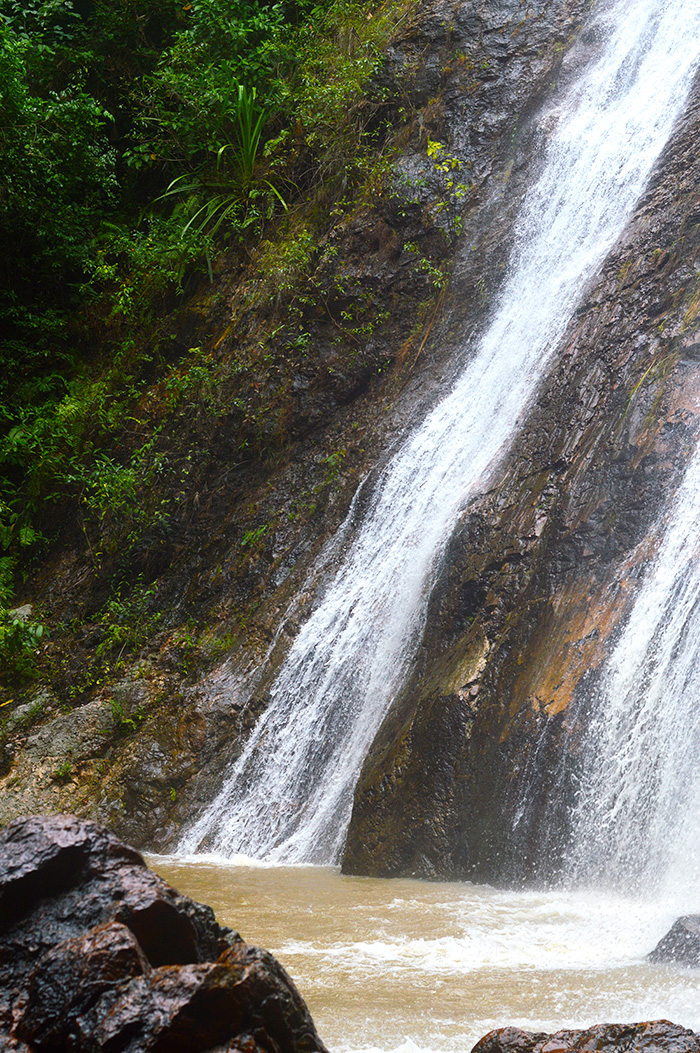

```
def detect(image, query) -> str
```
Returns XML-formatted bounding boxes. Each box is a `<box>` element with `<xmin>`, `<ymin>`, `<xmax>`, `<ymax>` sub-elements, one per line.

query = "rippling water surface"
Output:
<box><xmin>150</xmin><ymin>858</ymin><xmax>700</xmax><ymax>1053</ymax></box>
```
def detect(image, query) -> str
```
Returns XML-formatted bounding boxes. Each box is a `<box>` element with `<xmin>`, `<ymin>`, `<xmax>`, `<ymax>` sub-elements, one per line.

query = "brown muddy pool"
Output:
<box><xmin>150</xmin><ymin>857</ymin><xmax>700</xmax><ymax>1053</ymax></box>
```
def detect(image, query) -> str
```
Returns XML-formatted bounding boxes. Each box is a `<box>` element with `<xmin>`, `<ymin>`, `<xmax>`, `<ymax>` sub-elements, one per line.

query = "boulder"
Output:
<box><xmin>0</xmin><ymin>814</ymin><xmax>328</xmax><ymax>1053</ymax></box>
<box><xmin>648</xmin><ymin>916</ymin><xmax>700</xmax><ymax>967</ymax></box>
<box><xmin>472</xmin><ymin>1022</ymin><xmax>700</xmax><ymax>1053</ymax></box>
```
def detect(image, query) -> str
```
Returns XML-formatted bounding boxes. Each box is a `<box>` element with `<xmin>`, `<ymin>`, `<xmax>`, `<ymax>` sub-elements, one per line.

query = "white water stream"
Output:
<box><xmin>181</xmin><ymin>0</ymin><xmax>700</xmax><ymax>863</ymax></box>
<box><xmin>566</xmin><ymin>439</ymin><xmax>700</xmax><ymax>897</ymax></box>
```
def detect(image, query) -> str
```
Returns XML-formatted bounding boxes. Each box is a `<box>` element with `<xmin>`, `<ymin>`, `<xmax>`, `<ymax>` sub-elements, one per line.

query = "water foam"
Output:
<box><xmin>150</xmin><ymin>855</ymin><xmax>700</xmax><ymax>1053</ymax></box>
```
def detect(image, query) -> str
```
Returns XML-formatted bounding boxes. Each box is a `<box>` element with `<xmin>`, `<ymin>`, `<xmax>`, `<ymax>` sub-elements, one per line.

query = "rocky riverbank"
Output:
<box><xmin>3</xmin><ymin>814</ymin><xmax>700</xmax><ymax>1053</ymax></box>
<box><xmin>0</xmin><ymin>814</ymin><xmax>328</xmax><ymax>1052</ymax></box>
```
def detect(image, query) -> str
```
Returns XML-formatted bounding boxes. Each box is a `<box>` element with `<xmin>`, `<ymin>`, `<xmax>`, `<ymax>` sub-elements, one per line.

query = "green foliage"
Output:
<box><xmin>88</xmin><ymin>218</ymin><xmax>211</xmax><ymax>328</ymax></box>
<box><xmin>228</xmin><ymin>82</ymin><xmax>270</xmax><ymax>182</ymax></box>
<box><xmin>200</xmin><ymin>628</ymin><xmax>237</xmax><ymax>664</ymax></box>
<box><xmin>0</xmin><ymin>0</ymin><xmax>204</xmax><ymax>463</ymax></box>
<box><xmin>159</xmin><ymin>82</ymin><xmax>287</xmax><ymax>239</ymax></box>
<box><xmin>68</xmin><ymin>433</ymin><xmax>175</xmax><ymax>565</ymax></box>
<box><xmin>255</xmin><ymin>225</ymin><xmax>315</xmax><ymax>297</ymax></box>
<box><xmin>96</xmin><ymin>580</ymin><xmax>163</xmax><ymax>662</ymax></box>
<box><xmin>426</xmin><ymin>139</ymin><xmax>472</xmax><ymax>238</ymax></box>
<box><xmin>0</xmin><ymin>18</ymin><xmax>117</xmax><ymax>408</ymax></box>
<box><xmin>0</xmin><ymin>0</ymin><xmax>409</xmax><ymax>635</ymax></box>
<box><xmin>128</xmin><ymin>0</ymin><xmax>289</xmax><ymax>169</ymax></box>
<box><xmin>0</xmin><ymin>508</ymin><xmax>46</xmax><ymax>681</ymax></box>
<box><xmin>269</xmin><ymin>0</ymin><xmax>398</xmax><ymax>193</ymax></box>
<box><xmin>240</xmin><ymin>523</ymin><xmax>271</xmax><ymax>548</ymax></box>
<box><xmin>110</xmin><ymin>698</ymin><xmax>144</xmax><ymax>733</ymax></box>
<box><xmin>52</xmin><ymin>759</ymin><xmax>74</xmax><ymax>784</ymax></box>
<box><xmin>404</xmin><ymin>242</ymin><xmax>448</xmax><ymax>290</ymax></box>
<box><xmin>0</xmin><ymin>498</ymin><xmax>41</xmax><ymax>559</ymax></box>
<box><xmin>81</xmin><ymin>457</ymin><xmax>139</xmax><ymax>526</ymax></box>
<box><xmin>0</xmin><ymin>610</ymin><xmax>45</xmax><ymax>674</ymax></box>
<box><xmin>168</xmin><ymin>621</ymin><xmax>200</xmax><ymax>675</ymax></box>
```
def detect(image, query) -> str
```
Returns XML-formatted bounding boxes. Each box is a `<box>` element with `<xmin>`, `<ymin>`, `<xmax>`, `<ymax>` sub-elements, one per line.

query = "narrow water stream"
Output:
<box><xmin>565</xmin><ymin>440</ymin><xmax>700</xmax><ymax>896</ymax></box>
<box><xmin>151</xmin><ymin>859</ymin><xmax>700</xmax><ymax>1053</ymax></box>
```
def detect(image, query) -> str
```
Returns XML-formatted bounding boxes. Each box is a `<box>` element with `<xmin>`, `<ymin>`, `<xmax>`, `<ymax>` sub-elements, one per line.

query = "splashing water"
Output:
<box><xmin>566</xmin><ymin>438</ymin><xmax>700</xmax><ymax>900</ymax></box>
<box><xmin>180</xmin><ymin>0</ymin><xmax>700</xmax><ymax>863</ymax></box>
<box><xmin>152</xmin><ymin>856</ymin><xmax>700</xmax><ymax>1052</ymax></box>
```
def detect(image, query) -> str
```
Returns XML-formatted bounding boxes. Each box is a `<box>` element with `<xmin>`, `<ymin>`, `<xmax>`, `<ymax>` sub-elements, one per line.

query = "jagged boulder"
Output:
<box><xmin>0</xmin><ymin>814</ymin><xmax>328</xmax><ymax>1053</ymax></box>
<box><xmin>648</xmin><ymin>916</ymin><xmax>700</xmax><ymax>967</ymax></box>
<box><xmin>472</xmin><ymin>1022</ymin><xmax>700</xmax><ymax>1053</ymax></box>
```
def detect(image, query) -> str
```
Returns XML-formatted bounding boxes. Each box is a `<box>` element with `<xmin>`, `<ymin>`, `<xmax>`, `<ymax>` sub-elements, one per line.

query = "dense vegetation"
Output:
<box><xmin>0</xmin><ymin>0</ymin><xmax>414</xmax><ymax>681</ymax></box>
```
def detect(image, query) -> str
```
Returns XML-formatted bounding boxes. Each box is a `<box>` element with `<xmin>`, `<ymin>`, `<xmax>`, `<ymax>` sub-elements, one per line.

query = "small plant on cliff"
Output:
<box><xmin>426</xmin><ymin>139</ymin><xmax>472</xmax><ymax>238</ymax></box>
<box><xmin>110</xmin><ymin>699</ymin><xmax>144</xmax><ymax>734</ymax></box>
<box><xmin>0</xmin><ymin>553</ymin><xmax>46</xmax><ymax>681</ymax></box>
<box><xmin>404</xmin><ymin>242</ymin><xmax>448</xmax><ymax>290</ymax></box>
<box><xmin>0</xmin><ymin>609</ymin><xmax>46</xmax><ymax>679</ymax></box>
<box><xmin>96</xmin><ymin>580</ymin><xmax>162</xmax><ymax>663</ymax></box>
<box><xmin>240</xmin><ymin>522</ymin><xmax>271</xmax><ymax>549</ymax></box>
<box><xmin>52</xmin><ymin>760</ymin><xmax>74</xmax><ymax>785</ymax></box>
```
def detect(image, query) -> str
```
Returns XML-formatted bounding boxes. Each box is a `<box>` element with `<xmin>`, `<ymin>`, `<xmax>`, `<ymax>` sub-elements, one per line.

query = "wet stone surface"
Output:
<box><xmin>343</xmin><ymin>78</ymin><xmax>700</xmax><ymax>885</ymax></box>
<box><xmin>0</xmin><ymin>814</ymin><xmax>328</xmax><ymax>1053</ymax></box>
<box><xmin>649</xmin><ymin>916</ymin><xmax>700</xmax><ymax>968</ymax></box>
<box><xmin>472</xmin><ymin>1023</ymin><xmax>700</xmax><ymax>1053</ymax></box>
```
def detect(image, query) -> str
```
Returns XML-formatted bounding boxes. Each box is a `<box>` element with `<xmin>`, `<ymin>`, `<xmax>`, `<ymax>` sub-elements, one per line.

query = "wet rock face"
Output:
<box><xmin>343</xmin><ymin>76</ymin><xmax>700</xmax><ymax>882</ymax></box>
<box><xmin>471</xmin><ymin>1023</ymin><xmax>700</xmax><ymax>1053</ymax></box>
<box><xmin>0</xmin><ymin>814</ymin><xmax>327</xmax><ymax>1053</ymax></box>
<box><xmin>648</xmin><ymin>916</ymin><xmax>700</xmax><ymax>967</ymax></box>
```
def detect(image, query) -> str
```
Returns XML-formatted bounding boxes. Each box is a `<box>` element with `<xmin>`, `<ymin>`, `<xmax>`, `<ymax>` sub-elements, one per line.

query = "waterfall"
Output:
<box><xmin>565</xmin><ymin>442</ymin><xmax>700</xmax><ymax>900</ymax></box>
<box><xmin>180</xmin><ymin>0</ymin><xmax>700</xmax><ymax>864</ymax></box>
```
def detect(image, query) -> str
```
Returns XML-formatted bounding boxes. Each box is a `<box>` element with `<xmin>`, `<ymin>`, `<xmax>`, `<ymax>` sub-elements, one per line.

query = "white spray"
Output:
<box><xmin>566</xmin><ymin>439</ymin><xmax>700</xmax><ymax>902</ymax></box>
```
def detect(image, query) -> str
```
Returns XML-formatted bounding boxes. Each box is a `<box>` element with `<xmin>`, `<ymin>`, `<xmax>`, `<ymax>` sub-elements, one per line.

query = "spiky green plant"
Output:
<box><xmin>158</xmin><ymin>82</ymin><xmax>286</xmax><ymax>237</ymax></box>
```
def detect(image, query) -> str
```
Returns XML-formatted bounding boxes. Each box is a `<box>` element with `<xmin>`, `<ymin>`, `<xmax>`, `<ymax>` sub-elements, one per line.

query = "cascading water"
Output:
<box><xmin>180</xmin><ymin>0</ymin><xmax>700</xmax><ymax>864</ymax></box>
<box><xmin>565</xmin><ymin>441</ymin><xmax>700</xmax><ymax>901</ymax></box>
